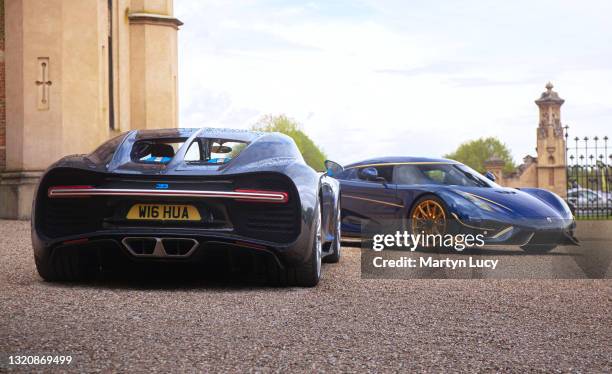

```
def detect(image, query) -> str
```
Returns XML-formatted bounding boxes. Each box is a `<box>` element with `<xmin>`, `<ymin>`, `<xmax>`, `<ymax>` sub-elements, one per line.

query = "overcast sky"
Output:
<box><xmin>175</xmin><ymin>0</ymin><xmax>612</xmax><ymax>165</ymax></box>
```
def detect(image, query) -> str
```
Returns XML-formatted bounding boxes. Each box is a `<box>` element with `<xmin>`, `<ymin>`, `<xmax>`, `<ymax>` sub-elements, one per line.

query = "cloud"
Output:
<box><xmin>176</xmin><ymin>0</ymin><xmax>612</xmax><ymax>166</ymax></box>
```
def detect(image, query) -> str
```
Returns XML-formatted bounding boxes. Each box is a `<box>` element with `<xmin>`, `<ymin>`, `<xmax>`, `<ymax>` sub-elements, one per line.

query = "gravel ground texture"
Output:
<box><xmin>1</xmin><ymin>219</ymin><xmax>611</xmax><ymax>373</ymax></box>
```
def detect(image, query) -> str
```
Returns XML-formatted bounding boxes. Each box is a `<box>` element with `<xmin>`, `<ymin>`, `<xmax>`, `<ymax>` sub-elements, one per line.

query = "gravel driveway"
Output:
<box><xmin>1</xmin><ymin>220</ymin><xmax>610</xmax><ymax>372</ymax></box>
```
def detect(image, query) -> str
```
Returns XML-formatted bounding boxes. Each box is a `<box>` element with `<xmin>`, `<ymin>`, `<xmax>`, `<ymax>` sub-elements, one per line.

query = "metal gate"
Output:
<box><xmin>565</xmin><ymin>127</ymin><xmax>612</xmax><ymax>219</ymax></box>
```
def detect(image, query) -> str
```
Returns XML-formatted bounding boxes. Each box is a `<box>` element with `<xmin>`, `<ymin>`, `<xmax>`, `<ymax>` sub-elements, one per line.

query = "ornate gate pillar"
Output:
<box><xmin>535</xmin><ymin>82</ymin><xmax>567</xmax><ymax>198</ymax></box>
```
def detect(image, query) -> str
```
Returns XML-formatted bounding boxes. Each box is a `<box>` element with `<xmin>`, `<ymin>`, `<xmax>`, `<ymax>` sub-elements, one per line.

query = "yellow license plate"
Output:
<box><xmin>127</xmin><ymin>204</ymin><xmax>201</xmax><ymax>221</ymax></box>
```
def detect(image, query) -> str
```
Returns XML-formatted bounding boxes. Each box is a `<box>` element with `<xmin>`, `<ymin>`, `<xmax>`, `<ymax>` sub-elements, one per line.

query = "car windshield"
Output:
<box><xmin>393</xmin><ymin>163</ymin><xmax>499</xmax><ymax>187</ymax></box>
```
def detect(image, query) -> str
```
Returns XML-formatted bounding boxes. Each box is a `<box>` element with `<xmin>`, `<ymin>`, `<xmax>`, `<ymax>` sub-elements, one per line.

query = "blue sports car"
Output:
<box><xmin>325</xmin><ymin>157</ymin><xmax>577</xmax><ymax>253</ymax></box>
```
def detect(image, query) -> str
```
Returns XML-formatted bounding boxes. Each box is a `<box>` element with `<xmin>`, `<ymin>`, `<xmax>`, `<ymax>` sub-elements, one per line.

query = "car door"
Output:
<box><xmin>337</xmin><ymin>165</ymin><xmax>402</xmax><ymax>235</ymax></box>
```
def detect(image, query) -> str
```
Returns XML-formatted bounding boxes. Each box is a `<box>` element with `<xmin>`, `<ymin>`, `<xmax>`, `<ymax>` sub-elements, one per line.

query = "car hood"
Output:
<box><xmin>450</xmin><ymin>186</ymin><xmax>564</xmax><ymax>219</ymax></box>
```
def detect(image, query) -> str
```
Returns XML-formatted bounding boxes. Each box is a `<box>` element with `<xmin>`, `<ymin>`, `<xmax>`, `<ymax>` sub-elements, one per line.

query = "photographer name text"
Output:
<box><xmin>373</xmin><ymin>256</ymin><xmax>499</xmax><ymax>270</ymax></box>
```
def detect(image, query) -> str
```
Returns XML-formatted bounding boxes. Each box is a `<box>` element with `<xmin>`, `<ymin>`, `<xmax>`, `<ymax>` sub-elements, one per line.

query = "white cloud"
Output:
<box><xmin>176</xmin><ymin>0</ymin><xmax>612</xmax><ymax>165</ymax></box>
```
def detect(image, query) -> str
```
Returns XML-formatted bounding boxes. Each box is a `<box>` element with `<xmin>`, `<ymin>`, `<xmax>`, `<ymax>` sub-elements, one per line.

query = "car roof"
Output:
<box><xmin>345</xmin><ymin>156</ymin><xmax>458</xmax><ymax>169</ymax></box>
<box><xmin>134</xmin><ymin>127</ymin><xmax>265</xmax><ymax>142</ymax></box>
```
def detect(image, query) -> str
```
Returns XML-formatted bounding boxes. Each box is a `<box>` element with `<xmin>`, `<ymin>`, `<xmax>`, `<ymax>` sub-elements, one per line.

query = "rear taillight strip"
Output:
<box><xmin>48</xmin><ymin>186</ymin><xmax>288</xmax><ymax>203</ymax></box>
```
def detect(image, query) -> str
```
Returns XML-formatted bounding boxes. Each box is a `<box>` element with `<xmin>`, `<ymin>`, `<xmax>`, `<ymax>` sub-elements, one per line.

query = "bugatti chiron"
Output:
<box><xmin>325</xmin><ymin>157</ymin><xmax>577</xmax><ymax>253</ymax></box>
<box><xmin>32</xmin><ymin>128</ymin><xmax>341</xmax><ymax>286</ymax></box>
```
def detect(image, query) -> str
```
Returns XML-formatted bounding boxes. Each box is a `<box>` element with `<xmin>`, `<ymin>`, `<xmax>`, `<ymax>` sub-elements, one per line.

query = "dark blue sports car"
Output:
<box><xmin>325</xmin><ymin>157</ymin><xmax>577</xmax><ymax>253</ymax></box>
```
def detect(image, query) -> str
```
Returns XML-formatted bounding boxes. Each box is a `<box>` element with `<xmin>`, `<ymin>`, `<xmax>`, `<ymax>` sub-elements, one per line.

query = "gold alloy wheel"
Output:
<box><xmin>411</xmin><ymin>199</ymin><xmax>447</xmax><ymax>236</ymax></box>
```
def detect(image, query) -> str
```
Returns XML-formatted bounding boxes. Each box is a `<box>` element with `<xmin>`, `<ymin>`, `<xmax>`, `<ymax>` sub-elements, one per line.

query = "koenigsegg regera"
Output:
<box><xmin>32</xmin><ymin>128</ymin><xmax>341</xmax><ymax>286</ymax></box>
<box><xmin>326</xmin><ymin>157</ymin><xmax>577</xmax><ymax>252</ymax></box>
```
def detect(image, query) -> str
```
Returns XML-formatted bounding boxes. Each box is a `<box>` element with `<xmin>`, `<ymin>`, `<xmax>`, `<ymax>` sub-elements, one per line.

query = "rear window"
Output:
<box><xmin>131</xmin><ymin>139</ymin><xmax>183</xmax><ymax>164</ymax></box>
<box><xmin>130</xmin><ymin>138</ymin><xmax>248</xmax><ymax>165</ymax></box>
<box><xmin>200</xmin><ymin>140</ymin><xmax>247</xmax><ymax>165</ymax></box>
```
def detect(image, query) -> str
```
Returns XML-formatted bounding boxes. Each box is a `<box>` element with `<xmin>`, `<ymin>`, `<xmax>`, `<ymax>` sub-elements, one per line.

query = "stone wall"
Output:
<box><xmin>1</xmin><ymin>0</ymin><xmax>181</xmax><ymax>219</ymax></box>
<box><xmin>0</xmin><ymin>0</ymin><xmax>5</xmax><ymax>171</ymax></box>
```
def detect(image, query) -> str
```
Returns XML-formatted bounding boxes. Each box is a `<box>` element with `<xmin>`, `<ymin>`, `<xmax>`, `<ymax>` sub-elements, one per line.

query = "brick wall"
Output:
<box><xmin>0</xmin><ymin>0</ymin><xmax>5</xmax><ymax>171</ymax></box>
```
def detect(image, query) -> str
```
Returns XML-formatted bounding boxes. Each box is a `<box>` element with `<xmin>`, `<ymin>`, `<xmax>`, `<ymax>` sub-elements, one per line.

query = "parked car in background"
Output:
<box><xmin>566</xmin><ymin>187</ymin><xmax>612</xmax><ymax>216</ymax></box>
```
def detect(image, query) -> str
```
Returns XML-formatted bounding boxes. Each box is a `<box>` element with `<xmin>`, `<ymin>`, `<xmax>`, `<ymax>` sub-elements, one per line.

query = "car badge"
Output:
<box><xmin>155</xmin><ymin>183</ymin><xmax>169</xmax><ymax>189</ymax></box>
<box><xmin>546</xmin><ymin>217</ymin><xmax>552</xmax><ymax>223</ymax></box>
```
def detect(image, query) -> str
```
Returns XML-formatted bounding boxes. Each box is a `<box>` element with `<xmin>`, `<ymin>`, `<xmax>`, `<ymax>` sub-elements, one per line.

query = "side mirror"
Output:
<box><xmin>484</xmin><ymin>171</ymin><xmax>496</xmax><ymax>182</ymax></box>
<box><xmin>358</xmin><ymin>167</ymin><xmax>380</xmax><ymax>181</ymax></box>
<box><xmin>324</xmin><ymin>160</ymin><xmax>344</xmax><ymax>176</ymax></box>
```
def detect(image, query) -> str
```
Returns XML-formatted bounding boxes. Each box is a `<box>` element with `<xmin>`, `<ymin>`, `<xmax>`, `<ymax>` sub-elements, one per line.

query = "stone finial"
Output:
<box><xmin>535</xmin><ymin>81</ymin><xmax>564</xmax><ymax>105</ymax></box>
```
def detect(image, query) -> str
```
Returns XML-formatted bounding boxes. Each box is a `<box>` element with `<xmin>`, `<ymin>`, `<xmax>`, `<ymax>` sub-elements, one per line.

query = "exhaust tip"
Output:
<box><xmin>122</xmin><ymin>237</ymin><xmax>198</xmax><ymax>258</ymax></box>
<box><xmin>162</xmin><ymin>238</ymin><xmax>199</xmax><ymax>256</ymax></box>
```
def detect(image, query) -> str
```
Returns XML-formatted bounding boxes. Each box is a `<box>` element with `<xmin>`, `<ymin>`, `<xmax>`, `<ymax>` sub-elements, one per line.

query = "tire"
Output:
<box><xmin>520</xmin><ymin>244</ymin><xmax>557</xmax><ymax>253</ymax></box>
<box><xmin>323</xmin><ymin>202</ymin><xmax>341</xmax><ymax>264</ymax></box>
<box><xmin>408</xmin><ymin>195</ymin><xmax>477</xmax><ymax>253</ymax></box>
<box><xmin>35</xmin><ymin>246</ymin><xmax>97</xmax><ymax>282</ymax></box>
<box><xmin>408</xmin><ymin>195</ymin><xmax>453</xmax><ymax>248</ymax></box>
<box><xmin>409</xmin><ymin>195</ymin><xmax>448</xmax><ymax>233</ymax></box>
<box><xmin>273</xmin><ymin>204</ymin><xmax>322</xmax><ymax>287</ymax></box>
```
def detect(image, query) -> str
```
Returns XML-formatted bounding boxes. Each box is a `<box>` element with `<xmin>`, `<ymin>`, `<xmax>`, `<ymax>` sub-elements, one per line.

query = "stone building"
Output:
<box><xmin>485</xmin><ymin>83</ymin><xmax>567</xmax><ymax>197</ymax></box>
<box><xmin>0</xmin><ymin>0</ymin><xmax>182</xmax><ymax>219</ymax></box>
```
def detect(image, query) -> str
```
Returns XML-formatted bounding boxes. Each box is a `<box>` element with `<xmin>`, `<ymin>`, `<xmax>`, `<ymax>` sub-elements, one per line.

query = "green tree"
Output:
<box><xmin>253</xmin><ymin>114</ymin><xmax>327</xmax><ymax>171</ymax></box>
<box><xmin>444</xmin><ymin>137</ymin><xmax>516</xmax><ymax>174</ymax></box>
